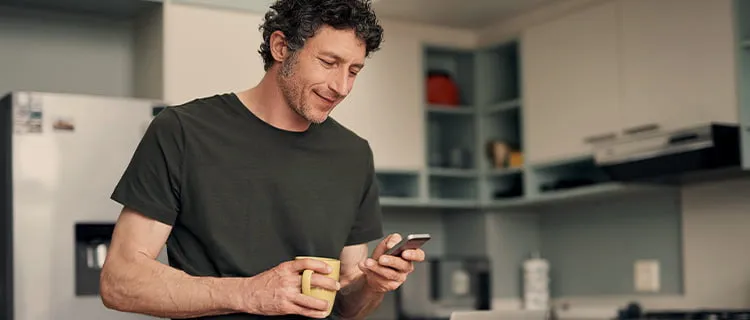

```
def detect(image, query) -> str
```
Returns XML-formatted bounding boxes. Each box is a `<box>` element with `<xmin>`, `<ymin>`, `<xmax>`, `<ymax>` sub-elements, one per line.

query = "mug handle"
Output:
<box><xmin>301</xmin><ymin>269</ymin><xmax>313</xmax><ymax>295</ymax></box>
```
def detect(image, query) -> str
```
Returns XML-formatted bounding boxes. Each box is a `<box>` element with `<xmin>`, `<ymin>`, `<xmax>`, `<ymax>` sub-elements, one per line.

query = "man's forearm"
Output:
<box><xmin>100</xmin><ymin>253</ymin><xmax>245</xmax><ymax>318</ymax></box>
<box><xmin>334</xmin><ymin>274</ymin><xmax>385</xmax><ymax>320</ymax></box>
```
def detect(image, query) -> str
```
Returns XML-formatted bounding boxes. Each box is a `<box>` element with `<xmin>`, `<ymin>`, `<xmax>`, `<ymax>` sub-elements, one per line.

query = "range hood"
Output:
<box><xmin>593</xmin><ymin>123</ymin><xmax>742</xmax><ymax>183</ymax></box>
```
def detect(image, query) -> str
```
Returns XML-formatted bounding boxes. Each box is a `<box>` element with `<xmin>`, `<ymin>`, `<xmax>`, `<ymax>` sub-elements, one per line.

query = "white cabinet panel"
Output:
<box><xmin>522</xmin><ymin>1</ymin><xmax>620</xmax><ymax>164</ymax></box>
<box><xmin>332</xmin><ymin>33</ymin><xmax>424</xmax><ymax>171</ymax></box>
<box><xmin>162</xmin><ymin>3</ymin><xmax>266</xmax><ymax>104</ymax></box>
<box><xmin>619</xmin><ymin>0</ymin><xmax>738</xmax><ymax>134</ymax></box>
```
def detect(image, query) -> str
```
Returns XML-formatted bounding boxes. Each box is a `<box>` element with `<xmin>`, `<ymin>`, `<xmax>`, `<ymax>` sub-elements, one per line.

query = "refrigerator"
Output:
<box><xmin>1</xmin><ymin>91</ymin><xmax>169</xmax><ymax>319</ymax></box>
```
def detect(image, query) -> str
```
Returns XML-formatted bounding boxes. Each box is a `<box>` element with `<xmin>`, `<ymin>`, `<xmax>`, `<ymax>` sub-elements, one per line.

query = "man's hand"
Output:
<box><xmin>240</xmin><ymin>259</ymin><xmax>341</xmax><ymax>319</ymax></box>
<box><xmin>357</xmin><ymin>233</ymin><xmax>425</xmax><ymax>293</ymax></box>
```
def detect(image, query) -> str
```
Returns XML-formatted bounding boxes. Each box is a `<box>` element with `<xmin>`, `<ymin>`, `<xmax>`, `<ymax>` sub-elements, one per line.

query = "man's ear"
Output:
<box><xmin>269</xmin><ymin>30</ymin><xmax>289</xmax><ymax>63</ymax></box>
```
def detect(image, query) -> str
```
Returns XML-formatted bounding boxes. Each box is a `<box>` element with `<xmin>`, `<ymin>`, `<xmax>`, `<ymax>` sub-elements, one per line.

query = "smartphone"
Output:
<box><xmin>384</xmin><ymin>233</ymin><xmax>431</xmax><ymax>256</ymax></box>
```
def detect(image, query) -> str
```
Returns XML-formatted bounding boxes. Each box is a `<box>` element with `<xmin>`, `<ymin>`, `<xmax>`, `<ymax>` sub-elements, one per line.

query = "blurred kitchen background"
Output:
<box><xmin>2</xmin><ymin>0</ymin><xmax>750</xmax><ymax>319</ymax></box>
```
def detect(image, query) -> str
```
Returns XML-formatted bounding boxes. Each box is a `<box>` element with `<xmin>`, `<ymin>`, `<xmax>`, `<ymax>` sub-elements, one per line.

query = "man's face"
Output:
<box><xmin>277</xmin><ymin>25</ymin><xmax>366</xmax><ymax>124</ymax></box>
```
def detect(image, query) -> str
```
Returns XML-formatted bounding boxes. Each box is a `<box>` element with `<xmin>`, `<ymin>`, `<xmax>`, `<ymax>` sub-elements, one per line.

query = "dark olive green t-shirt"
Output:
<box><xmin>111</xmin><ymin>93</ymin><xmax>384</xmax><ymax>320</ymax></box>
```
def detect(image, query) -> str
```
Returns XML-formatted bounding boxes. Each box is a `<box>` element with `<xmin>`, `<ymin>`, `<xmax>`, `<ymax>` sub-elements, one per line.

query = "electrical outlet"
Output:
<box><xmin>634</xmin><ymin>260</ymin><xmax>660</xmax><ymax>292</ymax></box>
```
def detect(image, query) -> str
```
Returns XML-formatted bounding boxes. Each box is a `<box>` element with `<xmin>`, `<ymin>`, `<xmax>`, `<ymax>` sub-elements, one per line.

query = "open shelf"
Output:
<box><xmin>429</xmin><ymin>175</ymin><xmax>478</xmax><ymax>203</ymax></box>
<box><xmin>476</xmin><ymin>42</ymin><xmax>520</xmax><ymax>107</ymax></box>
<box><xmin>376</xmin><ymin>170</ymin><xmax>420</xmax><ymax>201</ymax></box>
<box><xmin>427</xmin><ymin>111</ymin><xmax>476</xmax><ymax>170</ymax></box>
<box><xmin>527</xmin><ymin>156</ymin><xmax>612</xmax><ymax>197</ymax></box>
<box><xmin>482</xmin><ymin>107</ymin><xmax>522</xmax><ymax>171</ymax></box>
<box><xmin>424</xmin><ymin>46</ymin><xmax>476</xmax><ymax>108</ymax></box>
<box><xmin>486</xmin><ymin>170</ymin><xmax>524</xmax><ymax>202</ymax></box>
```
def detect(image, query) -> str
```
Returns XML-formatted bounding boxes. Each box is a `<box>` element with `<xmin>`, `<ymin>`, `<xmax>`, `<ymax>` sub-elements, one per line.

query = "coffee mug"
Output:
<box><xmin>295</xmin><ymin>256</ymin><xmax>341</xmax><ymax>316</ymax></box>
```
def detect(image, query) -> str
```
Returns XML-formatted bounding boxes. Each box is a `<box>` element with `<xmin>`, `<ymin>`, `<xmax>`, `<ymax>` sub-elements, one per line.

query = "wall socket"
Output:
<box><xmin>634</xmin><ymin>259</ymin><xmax>660</xmax><ymax>292</ymax></box>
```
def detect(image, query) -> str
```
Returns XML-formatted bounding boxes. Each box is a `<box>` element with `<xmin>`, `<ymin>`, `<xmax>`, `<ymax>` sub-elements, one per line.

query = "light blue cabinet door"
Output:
<box><xmin>170</xmin><ymin>0</ymin><xmax>274</xmax><ymax>13</ymax></box>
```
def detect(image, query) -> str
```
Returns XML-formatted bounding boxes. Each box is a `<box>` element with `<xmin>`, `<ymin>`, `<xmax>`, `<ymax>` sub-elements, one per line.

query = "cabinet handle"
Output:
<box><xmin>583</xmin><ymin>132</ymin><xmax>617</xmax><ymax>144</ymax></box>
<box><xmin>623</xmin><ymin>123</ymin><xmax>660</xmax><ymax>135</ymax></box>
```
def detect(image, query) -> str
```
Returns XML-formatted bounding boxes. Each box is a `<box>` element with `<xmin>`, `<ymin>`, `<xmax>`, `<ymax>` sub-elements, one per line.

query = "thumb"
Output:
<box><xmin>372</xmin><ymin>233</ymin><xmax>402</xmax><ymax>259</ymax></box>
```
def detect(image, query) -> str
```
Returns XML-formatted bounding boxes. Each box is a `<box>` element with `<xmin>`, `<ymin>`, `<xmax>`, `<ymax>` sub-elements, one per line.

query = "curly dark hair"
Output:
<box><xmin>258</xmin><ymin>0</ymin><xmax>384</xmax><ymax>71</ymax></box>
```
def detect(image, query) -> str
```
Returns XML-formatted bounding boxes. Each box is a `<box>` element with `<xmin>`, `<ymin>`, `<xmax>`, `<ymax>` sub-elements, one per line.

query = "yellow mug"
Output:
<box><xmin>295</xmin><ymin>256</ymin><xmax>341</xmax><ymax>317</ymax></box>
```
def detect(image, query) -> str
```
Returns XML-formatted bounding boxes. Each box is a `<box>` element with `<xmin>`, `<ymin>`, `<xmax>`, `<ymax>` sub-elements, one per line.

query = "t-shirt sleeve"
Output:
<box><xmin>345</xmin><ymin>143</ymin><xmax>385</xmax><ymax>246</ymax></box>
<box><xmin>110</xmin><ymin>107</ymin><xmax>184</xmax><ymax>226</ymax></box>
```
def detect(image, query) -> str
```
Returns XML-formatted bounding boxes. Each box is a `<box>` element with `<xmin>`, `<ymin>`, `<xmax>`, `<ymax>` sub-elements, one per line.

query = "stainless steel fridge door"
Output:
<box><xmin>12</xmin><ymin>91</ymin><xmax>165</xmax><ymax>319</ymax></box>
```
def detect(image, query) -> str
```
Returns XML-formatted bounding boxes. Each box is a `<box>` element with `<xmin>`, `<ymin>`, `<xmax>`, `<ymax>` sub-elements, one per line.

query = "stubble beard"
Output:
<box><xmin>277</xmin><ymin>53</ymin><xmax>326</xmax><ymax>125</ymax></box>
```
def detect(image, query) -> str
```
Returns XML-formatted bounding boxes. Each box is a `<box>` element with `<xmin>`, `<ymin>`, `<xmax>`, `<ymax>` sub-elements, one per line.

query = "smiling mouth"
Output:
<box><xmin>314</xmin><ymin>91</ymin><xmax>336</xmax><ymax>103</ymax></box>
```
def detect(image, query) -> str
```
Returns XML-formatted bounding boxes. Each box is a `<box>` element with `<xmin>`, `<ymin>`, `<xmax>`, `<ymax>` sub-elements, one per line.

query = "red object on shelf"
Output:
<box><xmin>426</xmin><ymin>71</ymin><xmax>460</xmax><ymax>106</ymax></box>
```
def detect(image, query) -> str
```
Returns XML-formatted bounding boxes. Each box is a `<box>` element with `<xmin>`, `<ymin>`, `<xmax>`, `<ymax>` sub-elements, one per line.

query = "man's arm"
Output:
<box><xmin>100</xmin><ymin>207</ymin><xmax>246</xmax><ymax>318</ymax></box>
<box><xmin>100</xmin><ymin>207</ymin><xmax>335</xmax><ymax>319</ymax></box>
<box><xmin>333</xmin><ymin>244</ymin><xmax>384</xmax><ymax>319</ymax></box>
<box><xmin>333</xmin><ymin>234</ymin><xmax>425</xmax><ymax>320</ymax></box>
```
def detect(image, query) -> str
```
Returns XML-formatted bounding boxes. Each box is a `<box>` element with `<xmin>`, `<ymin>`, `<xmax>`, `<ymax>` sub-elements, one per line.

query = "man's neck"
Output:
<box><xmin>236</xmin><ymin>72</ymin><xmax>311</xmax><ymax>132</ymax></box>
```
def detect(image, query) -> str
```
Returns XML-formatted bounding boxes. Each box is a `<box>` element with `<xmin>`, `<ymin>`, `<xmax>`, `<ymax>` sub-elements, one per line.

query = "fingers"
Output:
<box><xmin>358</xmin><ymin>263</ymin><xmax>403</xmax><ymax>291</ymax></box>
<box><xmin>309</xmin><ymin>273</ymin><xmax>340</xmax><ymax>292</ymax></box>
<box><xmin>288</xmin><ymin>296</ymin><xmax>330</xmax><ymax>319</ymax></box>
<box><xmin>371</xmin><ymin>233</ymin><xmax>402</xmax><ymax>260</ymax></box>
<box><xmin>377</xmin><ymin>254</ymin><xmax>413</xmax><ymax>273</ymax></box>
<box><xmin>291</xmin><ymin>293</ymin><xmax>329</xmax><ymax>312</ymax></box>
<box><xmin>401</xmin><ymin>249</ymin><xmax>426</xmax><ymax>262</ymax></box>
<box><xmin>289</xmin><ymin>259</ymin><xmax>332</xmax><ymax>275</ymax></box>
<box><xmin>360</xmin><ymin>258</ymin><xmax>406</xmax><ymax>282</ymax></box>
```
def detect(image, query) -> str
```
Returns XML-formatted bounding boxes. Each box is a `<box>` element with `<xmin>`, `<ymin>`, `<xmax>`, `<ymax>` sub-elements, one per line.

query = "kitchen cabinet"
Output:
<box><xmin>521</xmin><ymin>1</ymin><xmax>621</xmax><ymax>164</ymax></box>
<box><xmin>161</xmin><ymin>2</ymin><xmax>266</xmax><ymax>105</ymax></box>
<box><xmin>619</xmin><ymin>0</ymin><xmax>738</xmax><ymax>134</ymax></box>
<box><xmin>522</xmin><ymin>0</ymin><xmax>738</xmax><ymax>165</ymax></box>
<box><xmin>331</xmin><ymin>32</ymin><xmax>424</xmax><ymax>171</ymax></box>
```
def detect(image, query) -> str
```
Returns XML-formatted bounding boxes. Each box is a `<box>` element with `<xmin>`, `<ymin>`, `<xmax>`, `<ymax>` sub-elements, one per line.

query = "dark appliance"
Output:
<box><xmin>396</xmin><ymin>257</ymin><xmax>491</xmax><ymax>320</ymax></box>
<box><xmin>593</xmin><ymin>123</ymin><xmax>742</xmax><ymax>183</ymax></box>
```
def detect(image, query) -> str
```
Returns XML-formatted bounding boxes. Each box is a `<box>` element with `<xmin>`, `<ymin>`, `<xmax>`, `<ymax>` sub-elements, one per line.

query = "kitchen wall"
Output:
<box><xmin>486</xmin><ymin>187</ymin><xmax>684</xmax><ymax>301</ymax></box>
<box><xmin>529</xmin><ymin>177</ymin><xmax>750</xmax><ymax>311</ymax></box>
<box><xmin>0</xmin><ymin>6</ymin><xmax>137</xmax><ymax>98</ymax></box>
<box><xmin>474</xmin><ymin>0</ymin><xmax>750</xmax><ymax>310</ymax></box>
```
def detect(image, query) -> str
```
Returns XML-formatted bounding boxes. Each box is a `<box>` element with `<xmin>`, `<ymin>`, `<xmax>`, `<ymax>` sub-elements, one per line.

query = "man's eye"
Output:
<box><xmin>320</xmin><ymin>59</ymin><xmax>334</xmax><ymax>66</ymax></box>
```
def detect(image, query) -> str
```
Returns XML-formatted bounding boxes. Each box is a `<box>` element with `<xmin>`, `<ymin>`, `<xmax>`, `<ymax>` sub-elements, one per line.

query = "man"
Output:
<box><xmin>99</xmin><ymin>0</ymin><xmax>425</xmax><ymax>319</ymax></box>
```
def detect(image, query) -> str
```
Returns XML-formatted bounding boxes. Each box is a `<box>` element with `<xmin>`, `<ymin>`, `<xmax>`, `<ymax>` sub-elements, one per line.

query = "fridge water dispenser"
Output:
<box><xmin>75</xmin><ymin>223</ymin><xmax>114</xmax><ymax>296</ymax></box>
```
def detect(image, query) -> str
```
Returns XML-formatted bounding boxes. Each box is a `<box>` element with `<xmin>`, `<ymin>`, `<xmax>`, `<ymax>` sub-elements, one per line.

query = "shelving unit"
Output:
<box><xmin>736</xmin><ymin>0</ymin><xmax>750</xmax><ymax>170</ymax></box>
<box><xmin>476</xmin><ymin>42</ymin><xmax>525</xmax><ymax>205</ymax></box>
<box><xmin>375</xmin><ymin>171</ymin><xmax>420</xmax><ymax>204</ymax></box>
<box><xmin>423</xmin><ymin>46</ymin><xmax>480</xmax><ymax>204</ymax></box>
<box><xmin>376</xmin><ymin>39</ymin><xmax>638</xmax><ymax>210</ymax></box>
